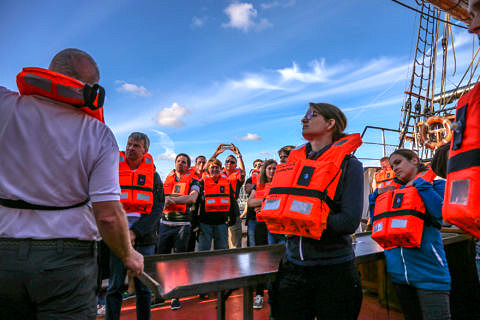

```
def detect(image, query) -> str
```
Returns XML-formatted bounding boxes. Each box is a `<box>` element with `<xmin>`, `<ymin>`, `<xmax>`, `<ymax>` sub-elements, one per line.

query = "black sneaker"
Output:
<box><xmin>171</xmin><ymin>298</ymin><xmax>181</xmax><ymax>310</ymax></box>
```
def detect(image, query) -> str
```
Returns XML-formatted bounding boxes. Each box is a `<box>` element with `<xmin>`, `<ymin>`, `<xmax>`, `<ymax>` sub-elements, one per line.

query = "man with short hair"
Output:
<box><xmin>157</xmin><ymin>153</ymin><xmax>200</xmax><ymax>310</ymax></box>
<box><xmin>0</xmin><ymin>48</ymin><xmax>143</xmax><ymax>319</ymax></box>
<box><xmin>192</xmin><ymin>155</ymin><xmax>207</xmax><ymax>181</ymax></box>
<box><xmin>211</xmin><ymin>144</ymin><xmax>245</xmax><ymax>248</ymax></box>
<box><xmin>278</xmin><ymin>145</ymin><xmax>295</xmax><ymax>164</ymax></box>
<box><xmin>106</xmin><ymin>132</ymin><xmax>164</xmax><ymax>320</ymax></box>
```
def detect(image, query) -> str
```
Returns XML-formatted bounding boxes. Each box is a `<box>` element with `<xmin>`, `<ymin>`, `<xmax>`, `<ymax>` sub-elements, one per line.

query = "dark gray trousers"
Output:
<box><xmin>0</xmin><ymin>238</ymin><xmax>97</xmax><ymax>320</ymax></box>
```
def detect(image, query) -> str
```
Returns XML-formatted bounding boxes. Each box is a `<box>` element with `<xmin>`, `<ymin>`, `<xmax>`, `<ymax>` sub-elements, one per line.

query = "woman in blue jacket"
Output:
<box><xmin>370</xmin><ymin>149</ymin><xmax>451</xmax><ymax>320</ymax></box>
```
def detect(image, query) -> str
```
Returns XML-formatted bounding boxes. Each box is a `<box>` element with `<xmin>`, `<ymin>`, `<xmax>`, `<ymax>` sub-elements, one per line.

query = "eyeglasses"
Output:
<box><xmin>225</xmin><ymin>160</ymin><xmax>236</xmax><ymax>164</ymax></box>
<box><xmin>254</xmin><ymin>163</ymin><xmax>262</xmax><ymax>167</ymax></box>
<box><xmin>302</xmin><ymin>110</ymin><xmax>318</xmax><ymax>121</ymax></box>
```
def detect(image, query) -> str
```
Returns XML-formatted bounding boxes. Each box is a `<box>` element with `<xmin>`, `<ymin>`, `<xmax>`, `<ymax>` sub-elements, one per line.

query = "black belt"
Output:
<box><xmin>0</xmin><ymin>238</ymin><xmax>95</xmax><ymax>248</ymax></box>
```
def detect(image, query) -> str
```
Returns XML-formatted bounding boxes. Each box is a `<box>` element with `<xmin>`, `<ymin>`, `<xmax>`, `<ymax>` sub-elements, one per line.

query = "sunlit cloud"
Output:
<box><xmin>230</xmin><ymin>75</ymin><xmax>284</xmax><ymax>90</ymax></box>
<box><xmin>261</xmin><ymin>0</ymin><xmax>296</xmax><ymax>9</ymax></box>
<box><xmin>115</xmin><ymin>80</ymin><xmax>152</xmax><ymax>97</ymax></box>
<box><xmin>238</xmin><ymin>133</ymin><xmax>262</xmax><ymax>141</ymax></box>
<box><xmin>278</xmin><ymin>59</ymin><xmax>334</xmax><ymax>83</ymax></box>
<box><xmin>155</xmin><ymin>102</ymin><xmax>191</xmax><ymax>128</ymax></box>
<box><xmin>191</xmin><ymin>16</ymin><xmax>206</xmax><ymax>28</ymax></box>
<box><xmin>222</xmin><ymin>2</ymin><xmax>272</xmax><ymax>32</ymax></box>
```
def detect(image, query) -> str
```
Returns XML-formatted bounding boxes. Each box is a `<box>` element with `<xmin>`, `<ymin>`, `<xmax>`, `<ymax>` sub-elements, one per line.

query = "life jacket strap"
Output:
<box><xmin>0</xmin><ymin>197</ymin><xmax>90</xmax><ymax>211</ymax></box>
<box><xmin>120</xmin><ymin>185</ymin><xmax>154</xmax><ymax>192</ymax></box>
<box><xmin>372</xmin><ymin>209</ymin><xmax>441</xmax><ymax>229</ymax></box>
<box><xmin>205</xmin><ymin>194</ymin><xmax>229</xmax><ymax>197</ymax></box>
<box><xmin>447</xmin><ymin>148</ymin><xmax>480</xmax><ymax>174</ymax></box>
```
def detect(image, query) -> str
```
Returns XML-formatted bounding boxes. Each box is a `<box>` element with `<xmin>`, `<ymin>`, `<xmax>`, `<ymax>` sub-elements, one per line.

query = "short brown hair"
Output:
<box><xmin>207</xmin><ymin>158</ymin><xmax>222</xmax><ymax>169</ymax></box>
<box><xmin>309</xmin><ymin>102</ymin><xmax>347</xmax><ymax>142</ymax></box>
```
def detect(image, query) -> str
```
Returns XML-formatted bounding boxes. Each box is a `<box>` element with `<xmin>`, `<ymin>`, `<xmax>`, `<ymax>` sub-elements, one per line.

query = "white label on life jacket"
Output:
<box><xmin>120</xmin><ymin>192</ymin><xmax>129</xmax><ymax>199</ymax></box>
<box><xmin>220</xmin><ymin>198</ymin><xmax>229</xmax><ymax>203</ymax></box>
<box><xmin>263</xmin><ymin>199</ymin><xmax>281</xmax><ymax>210</ymax></box>
<box><xmin>137</xmin><ymin>193</ymin><xmax>150</xmax><ymax>201</ymax></box>
<box><xmin>391</xmin><ymin>219</ymin><xmax>407</xmax><ymax>228</ymax></box>
<box><xmin>373</xmin><ymin>222</ymin><xmax>383</xmax><ymax>232</ymax></box>
<box><xmin>290</xmin><ymin>200</ymin><xmax>313</xmax><ymax>215</ymax></box>
<box><xmin>206</xmin><ymin>199</ymin><xmax>216</xmax><ymax>204</ymax></box>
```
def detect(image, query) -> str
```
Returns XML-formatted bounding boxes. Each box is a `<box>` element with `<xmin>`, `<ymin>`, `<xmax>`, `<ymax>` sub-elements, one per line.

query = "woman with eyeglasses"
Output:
<box><xmin>269</xmin><ymin>103</ymin><xmax>364</xmax><ymax>320</ymax></box>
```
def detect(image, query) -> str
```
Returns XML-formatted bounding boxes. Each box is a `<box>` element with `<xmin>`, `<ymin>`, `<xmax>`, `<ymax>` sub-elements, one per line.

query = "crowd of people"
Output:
<box><xmin>2</xmin><ymin>2</ymin><xmax>480</xmax><ymax>319</ymax></box>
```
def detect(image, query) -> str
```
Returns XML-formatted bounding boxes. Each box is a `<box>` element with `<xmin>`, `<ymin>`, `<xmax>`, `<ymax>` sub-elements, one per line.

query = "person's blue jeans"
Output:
<box><xmin>156</xmin><ymin>223</ymin><xmax>191</xmax><ymax>254</ymax></box>
<box><xmin>106</xmin><ymin>245</ymin><xmax>155</xmax><ymax>320</ymax></box>
<box><xmin>248</xmin><ymin>219</ymin><xmax>257</xmax><ymax>247</ymax></box>
<box><xmin>198</xmin><ymin>223</ymin><xmax>228</xmax><ymax>251</ymax></box>
<box><xmin>268</xmin><ymin>230</ymin><xmax>286</xmax><ymax>245</ymax></box>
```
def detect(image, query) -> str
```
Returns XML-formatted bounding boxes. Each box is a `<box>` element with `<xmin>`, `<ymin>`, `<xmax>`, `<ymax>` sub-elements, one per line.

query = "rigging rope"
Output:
<box><xmin>391</xmin><ymin>0</ymin><xmax>469</xmax><ymax>29</ymax></box>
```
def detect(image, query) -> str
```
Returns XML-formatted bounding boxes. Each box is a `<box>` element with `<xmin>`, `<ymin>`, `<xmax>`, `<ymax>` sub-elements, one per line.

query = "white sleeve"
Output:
<box><xmin>88</xmin><ymin>127</ymin><xmax>121</xmax><ymax>203</ymax></box>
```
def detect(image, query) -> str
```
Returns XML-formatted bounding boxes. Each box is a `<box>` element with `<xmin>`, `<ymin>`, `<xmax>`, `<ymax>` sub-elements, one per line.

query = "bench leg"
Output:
<box><xmin>243</xmin><ymin>286</ymin><xmax>253</xmax><ymax>320</ymax></box>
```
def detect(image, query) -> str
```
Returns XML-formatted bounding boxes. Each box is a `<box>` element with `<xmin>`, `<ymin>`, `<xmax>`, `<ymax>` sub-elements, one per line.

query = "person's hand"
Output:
<box><xmin>214</xmin><ymin>144</ymin><xmax>225</xmax><ymax>157</ymax></box>
<box><xmin>123</xmin><ymin>248</ymin><xmax>144</xmax><ymax>277</ymax></box>
<box><xmin>129</xmin><ymin>230</ymin><xmax>136</xmax><ymax>246</ymax></box>
<box><xmin>231</xmin><ymin>144</ymin><xmax>240</xmax><ymax>156</ymax></box>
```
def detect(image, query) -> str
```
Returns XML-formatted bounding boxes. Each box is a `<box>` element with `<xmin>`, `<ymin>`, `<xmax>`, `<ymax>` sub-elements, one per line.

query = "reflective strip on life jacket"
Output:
<box><xmin>259</xmin><ymin>134</ymin><xmax>362</xmax><ymax>239</ymax></box>
<box><xmin>444</xmin><ymin>83</ymin><xmax>480</xmax><ymax>239</ymax></box>
<box><xmin>119</xmin><ymin>151</ymin><xmax>155</xmax><ymax>214</ymax></box>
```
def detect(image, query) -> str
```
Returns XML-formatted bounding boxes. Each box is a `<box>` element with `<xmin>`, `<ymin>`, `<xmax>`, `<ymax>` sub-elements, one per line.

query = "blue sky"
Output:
<box><xmin>0</xmin><ymin>0</ymin><xmax>475</xmax><ymax>178</ymax></box>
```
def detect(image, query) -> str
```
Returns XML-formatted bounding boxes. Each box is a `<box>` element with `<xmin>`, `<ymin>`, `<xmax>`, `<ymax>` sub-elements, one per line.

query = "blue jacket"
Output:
<box><xmin>369</xmin><ymin>178</ymin><xmax>451</xmax><ymax>290</ymax></box>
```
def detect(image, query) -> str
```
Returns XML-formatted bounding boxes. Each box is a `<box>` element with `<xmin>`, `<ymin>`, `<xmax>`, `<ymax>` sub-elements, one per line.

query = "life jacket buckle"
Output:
<box><xmin>83</xmin><ymin>83</ymin><xmax>105</xmax><ymax>110</ymax></box>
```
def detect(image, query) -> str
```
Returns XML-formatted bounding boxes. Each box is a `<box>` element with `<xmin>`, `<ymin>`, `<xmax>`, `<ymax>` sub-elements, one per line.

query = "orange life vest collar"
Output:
<box><xmin>119</xmin><ymin>152</ymin><xmax>155</xmax><ymax>214</ymax></box>
<box><xmin>16</xmin><ymin>67</ymin><xmax>105</xmax><ymax>123</ymax></box>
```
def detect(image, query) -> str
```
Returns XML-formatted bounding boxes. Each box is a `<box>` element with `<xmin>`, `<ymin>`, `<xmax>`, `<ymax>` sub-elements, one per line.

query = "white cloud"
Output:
<box><xmin>278</xmin><ymin>59</ymin><xmax>332</xmax><ymax>83</ymax></box>
<box><xmin>238</xmin><ymin>133</ymin><xmax>262</xmax><ymax>141</ymax></box>
<box><xmin>261</xmin><ymin>0</ymin><xmax>296</xmax><ymax>9</ymax></box>
<box><xmin>222</xmin><ymin>2</ymin><xmax>272</xmax><ymax>32</ymax></box>
<box><xmin>259</xmin><ymin>151</ymin><xmax>270</xmax><ymax>155</ymax></box>
<box><xmin>115</xmin><ymin>80</ymin><xmax>152</xmax><ymax>97</ymax></box>
<box><xmin>230</xmin><ymin>74</ymin><xmax>284</xmax><ymax>90</ymax></box>
<box><xmin>155</xmin><ymin>102</ymin><xmax>191</xmax><ymax>128</ymax></box>
<box><xmin>191</xmin><ymin>16</ymin><xmax>205</xmax><ymax>28</ymax></box>
<box><xmin>152</xmin><ymin>130</ymin><xmax>177</xmax><ymax>161</ymax></box>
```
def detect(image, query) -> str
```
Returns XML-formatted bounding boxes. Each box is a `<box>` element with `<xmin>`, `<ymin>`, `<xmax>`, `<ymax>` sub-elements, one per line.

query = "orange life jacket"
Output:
<box><xmin>259</xmin><ymin>134</ymin><xmax>362</xmax><ymax>239</ymax></box>
<box><xmin>203</xmin><ymin>174</ymin><xmax>231</xmax><ymax>212</ymax></box>
<box><xmin>254</xmin><ymin>182</ymin><xmax>272</xmax><ymax>222</ymax></box>
<box><xmin>223</xmin><ymin>168</ymin><xmax>242</xmax><ymax>196</ymax></box>
<box><xmin>443</xmin><ymin>84</ymin><xmax>480</xmax><ymax>239</ymax></box>
<box><xmin>119</xmin><ymin>152</ymin><xmax>155</xmax><ymax>214</ymax></box>
<box><xmin>375</xmin><ymin>169</ymin><xmax>396</xmax><ymax>194</ymax></box>
<box><xmin>371</xmin><ymin>169</ymin><xmax>437</xmax><ymax>249</ymax></box>
<box><xmin>252</xmin><ymin>169</ymin><xmax>261</xmax><ymax>186</ymax></box>
<box><xmin>16</xmin><ymin>67</ymin><xmax>105</xmax><ymax>123</ymax></box>
<box><xmin>163</xmin><ymin>170</ymin><xmax>194</xmax><ymax>214</ymax></box>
